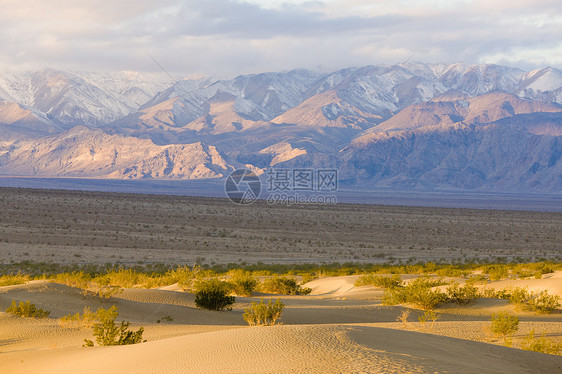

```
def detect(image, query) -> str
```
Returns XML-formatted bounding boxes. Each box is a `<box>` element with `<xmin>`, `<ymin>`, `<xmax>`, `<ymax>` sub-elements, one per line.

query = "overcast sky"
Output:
<box><xmin>1</xmin><ymin>0</ymin><xmax>561</xmax><ymax>77</ymax></box>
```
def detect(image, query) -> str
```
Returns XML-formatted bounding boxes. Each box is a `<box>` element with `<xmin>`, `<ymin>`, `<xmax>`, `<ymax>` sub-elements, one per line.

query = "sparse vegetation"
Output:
<box><xmin>83</xmin><ymin>306</ymin><xmax>145</xmax><ymax>347</ymax></box>
<box><xmin>259</xmin><ymin>276</ymin><xmax>311</xmax><ymax>295</ymax></box>
<box><xmin>194</xmin><ymin>279</ymin><xmax>235</xmax><ymax>311</ymax></box>
<box><xmin>396</xmin><ymin>310</ymin><xmax>411</xmax><ymax>328</ymax></box>
<box><xmin>520</xmin><ymin>330</ymin><xmax>561</xmax><ymax>355</ymax></box>
<box><xmin>382</xmin><ymin>279</ymin><xmax>445</xmax><ymax>310</ymax></box>
<box><xmin>490</xmin><ymin>312</ymin><xmax>519</xmax><ymax>345</ymax></box>
<box><xmin>0</xmin><ymin>273</ymin><xmax>30</xmax><ymax>287</ymax></box>
<box><xmin>445</xmin><ymin>282</ymin><xmax>479</xmax><ymax>304</ymax></box>
<box><xmin>354</xmin><ymin>274</ymin><xmax>402</xmax><ymax>288</ymax></box>
<box><xmin>60</xmin><ymin>307</ymin><xmax>103</xmax><ymax>327</ymax></box>
<box><xmin>243</xmin><ymin>298</ymin><xmax>284</xmax><ymax>326</ymax></box>
<box><xmin>228</xmin><ymin>270</ymin><xmax>258</xmax><ymax>296</ymax></box>
<box><xmin>6</xmin><ymin>300</ymin><xmax>50</xmax><ymax>318</ymax></box>
<box><xmin>156</xmin><ymin>315</ymin><xmax>174</xmax><ymax>323</ymax></box>
<box><xmin>418</xmin><ymin>310</ymin><xmax>440</xmax><ymax>330</ymax></box>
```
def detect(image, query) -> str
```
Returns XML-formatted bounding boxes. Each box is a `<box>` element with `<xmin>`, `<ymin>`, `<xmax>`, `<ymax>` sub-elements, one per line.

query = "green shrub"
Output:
<box><xmin>194</xmin><ymin>278</ymin><xmax>233</xmax><ymax>294</ymax></box>
<box><xmin>195</xmin><ymin>290</ymin><xmax>235</xmax><ymax>311</ymax></box>
<box><xmin>445</xmin><ymin>282</ymin><xmax>479</xmax><ymax>304</ymax></box>
<box><xmin>490</xmin><ymin>312</ymin><xmax>519</xmax><ymax>343</ymax></box>
<box><xmin>383</xmin><ymin>282</ymin><xmax>445</xmax><ymax>310</ymax></box>
<box><xmin>520</xmin><ymin>330</ymin><xmax>561</xmax><ymax>355</ymax></box>
<box><xmin>83</xmin><ymin>306</ymin><xmax>144</xmax><ymax>347</ymax></box>
<box><xmin>507</xmin><ymin>287</ymin><xmax>560</xmax><ymax>314</ymax></box>
<box><xmin>481</xmin><ymin>288</ymin><xmax>512</xmax><ymax>299</ymax></box>
<box><xmin>243</xmin><ymin>298</ymin><xmax>284</xmax><ymax>326</ymax></box>
<box><xmin>6</xmin><ymin>300</ymin><xmax>50</xmax><ymax>318</ymax></box>
<box><xmin>523</xmin><ymin>290</ymin><xmax>561</xmax><ymax>314</ymax></box>
<box><xmin>230</xmin><ymin>272</ymin><xmax>258</xmax><ymax>296</ymax></box>
<box><xmin>354</xmin><ymin>274</ymin><xmax>402</xmax><ymax>288</ymax></box>
<box><xmin>259</xmin><ymin>277</ymin><xmax>310</xmax><ymax>295</ymax></box>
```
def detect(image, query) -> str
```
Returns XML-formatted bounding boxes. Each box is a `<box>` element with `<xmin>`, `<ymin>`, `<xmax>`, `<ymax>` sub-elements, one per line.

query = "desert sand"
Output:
<box><xmin>1</xmin><ymin>274</ymin><xmax>561</xmax><ymax>373</ymax></box>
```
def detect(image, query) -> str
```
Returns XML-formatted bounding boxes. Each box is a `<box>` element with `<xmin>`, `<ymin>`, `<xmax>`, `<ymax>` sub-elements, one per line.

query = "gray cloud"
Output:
<box><xmin>0</xmin><ymin>0</ymin><xmax>560</xmax><ymax>77</ymax></box>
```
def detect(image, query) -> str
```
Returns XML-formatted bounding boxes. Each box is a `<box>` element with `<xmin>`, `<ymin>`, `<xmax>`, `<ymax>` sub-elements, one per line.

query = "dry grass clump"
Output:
<box><xmin>259</xmin><ymin>276</ymin><xmax>311</xmax><ymax>295</ymax></box>
<box><xmin>354</xmin><ymin>274</ymin><xmax>402</xmax><ymax>288</ymax></box>
<box><xmin>520</xmin><ymin>330</ymin><xmax>561</xmax><ymax>355</ymax></box>
<box><xmin>243</xmin><ymin>298</ymin><xmax>284</xmax><ymax>326</ymax></box>
<box><xmin>0</xmin><ymin>273</ymin><xmax>30</xmax><ymax>287</ymax></box>
<box><xmin>6</xmin><ymin>300</ymin><xmax>50</xmax><ymax>318</ymax></box>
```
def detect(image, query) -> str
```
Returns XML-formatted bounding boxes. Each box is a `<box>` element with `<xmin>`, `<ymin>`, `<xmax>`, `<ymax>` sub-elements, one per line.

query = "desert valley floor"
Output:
<box><xmin>0</xmin><ymin>187</ymin><xmax>561</xmax><ymax>373</ymax></box>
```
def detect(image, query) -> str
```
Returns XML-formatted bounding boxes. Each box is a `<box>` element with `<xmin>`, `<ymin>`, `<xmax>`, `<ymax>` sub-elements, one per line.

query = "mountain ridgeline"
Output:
<box><xmin>0</xmin><ymin>62</ymin><xmax>561</xmax><ymax>192</ymax></box>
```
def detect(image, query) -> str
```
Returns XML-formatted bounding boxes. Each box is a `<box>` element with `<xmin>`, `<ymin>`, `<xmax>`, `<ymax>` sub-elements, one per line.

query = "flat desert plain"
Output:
<box><xmin>0</xmin><ymin>187</ymin><xmax>561</xmax><ymax>373</ymax></box>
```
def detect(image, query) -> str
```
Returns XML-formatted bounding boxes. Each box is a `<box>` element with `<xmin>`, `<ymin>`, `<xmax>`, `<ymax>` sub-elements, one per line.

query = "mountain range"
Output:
<box><xmin>0</xmin><ymin>62</ymin><xmax>561</xmax><ymax>192</ymax></box>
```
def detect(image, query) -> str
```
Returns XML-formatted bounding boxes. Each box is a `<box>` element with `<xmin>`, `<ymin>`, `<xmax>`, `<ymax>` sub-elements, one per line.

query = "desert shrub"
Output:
<box><xmin>396</xmin><ymin>310</ymin><xmax>411</xmax><ymax>328</ymax></box>
<box><xmin>194</xmin><ymin>279</ymin><xmax>235</xmax><ymax>311</ymax></box>
<box><xmin>522</xmin><ymin>290</ymin><xmax>561</xmax><ymax>314</ymax></box>
<box><xmin>0</xmin><ymin>273</ymin><xmax>30</xmax><ymax>287</ymax></box>
<box><xmin>91</xmin><ymin>277</ymin><xmax>123</xmax><ymax>300</ymax></box>
<box><xmin>53</xmin><ymin>271</ymin><xmax>91</xmax><ymax>289</ymax></box>
<box><xmin>418</xmin><ymin>310</ymin><xmax>440</xmax><ymax>330</ymax></box>
<box><xmin>483</xmin><ymin>265</ymin><xmax>509</xmax><ymax>281</ymax></box>
<box><xmin>229</xmin><ymin>271</ymin><xmax>258</xmax><ymax>296</ymax></box>
<box><xmin>465</xmin><ymin>274</ymin><xmax>488</xmax><ymax>285</ymax></box>
<box><xmin>300</xmin><ymin>272</ymin><xmax>319</xmax><ymax>284</ymax></box>
<box><xmin>520</xmin><ymin>330</ymin><xmax>561</xmax><ymax>355</ymax></box>
<box><xmin>103</xmin><ymin>269</ymin><xmax>146</xmax><ymax>288</ymax></box>
<box><xmin>83</xmin><ymin>305</ymin><xmax>144</xmax><ymax>347</ymax></box>
<box><xmin>166</xmin><ymin>265</ymin><xmax>200</xmax><ymax>290</ymax></box>
<box><xmin>53</xmin><ymin>271</ymin><xmax>122</xmax><ymax>300</ymax></box>
<box><xmin>481</xmin><ymin>288</ymin><xmax>512</xmax><ymax>299</ymax></box>
<box><xmin>383</xmin><ymin>282</ymin><xmax>445</xmax><ymax>310</ymax></box>
<box><xmin>445</xmin><ymin>282</ymin><xmax>479</xmax><ymax>304</ymax></box>
<box><xmin>354</xmin><ymin>274</ymin><xmax>402</xmax><ymax>288</ymax></box>
<box><xmin>408</xmin><ymin>277</ymin><xmax>447</xmax><ymax>288</ymax></box>
<box><xmin>507</xmin><ymin>287</ymin><xmax>560</xmax><ymax>314</ymax></box>
<box><xmin>259</xmin><ymin>276</ymin><xmax>310</xmax><ymax>295</ymax></box>
<box><xmin>6</xmin><ymin>300</ymin><xmax>50</xmax><ymax>318</ymax></box>
<box><xmin>490</xmin><ymin>312</ymin><xmax>519</xmax><ymax>343</ymax></box>
<box><xmin>193</xmin><ymin>278</ymin><xmax>232</xmax><ymax>293</ymax></box>
<box><xmin>60</xmin><ymin>306</ymin><xmax>109</xmax><ymax>327</ymax></box>
<box><xmin>195</xmin><ymin>290</ymin><xmax>235</xmax><ymax>311</ymax></box>
<box><xmin>435</xmin><ymin>267</ymin><xmax>467</xmax><ymax>277</ymax></box>
<box><xmin>243</xmin><ymin>298</ymin><xmax>284</xmax><ymax>326</ymax></box>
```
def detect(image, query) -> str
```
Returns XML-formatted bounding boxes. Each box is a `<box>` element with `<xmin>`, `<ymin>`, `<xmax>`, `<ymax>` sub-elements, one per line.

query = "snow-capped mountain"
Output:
<box><xmin>0</xmin><ymin>69</ymin><xmax>170</xmax><ymax>128</ymax></box>
<box><xmin>0</xmin><ymin>62</ymin><xmax>561</xmax><ymax>192</ymax></box>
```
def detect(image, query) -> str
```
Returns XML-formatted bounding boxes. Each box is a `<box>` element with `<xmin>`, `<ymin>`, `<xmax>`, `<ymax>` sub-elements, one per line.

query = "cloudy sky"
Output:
<box><xmin>1</xmin><ymin>0</ymin><xmax>561</xmax><ymax>77</ymax></box>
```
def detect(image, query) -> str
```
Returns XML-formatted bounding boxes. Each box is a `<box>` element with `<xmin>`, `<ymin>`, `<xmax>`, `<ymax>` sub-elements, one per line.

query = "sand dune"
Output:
<box><xmin>4</xmin><ymin>324</ymin><xmax>561</xmax><ymax>374</ymax></box>
<box><xmin>483</xmin><ymin>271</ymin><xmax>562</xmax><ymax>298</ymax></box>
<box><xmin>1</xmin><ymin>276</ymin><xmax>561</xmax><ymax>373</ymax></box>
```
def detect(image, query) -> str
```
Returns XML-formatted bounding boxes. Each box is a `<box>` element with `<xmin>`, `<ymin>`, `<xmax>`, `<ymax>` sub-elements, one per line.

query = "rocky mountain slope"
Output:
<box><xmin>0</xmin><ymin>63</ymin><xmax>561</xmax><ymax>192</ymax></box>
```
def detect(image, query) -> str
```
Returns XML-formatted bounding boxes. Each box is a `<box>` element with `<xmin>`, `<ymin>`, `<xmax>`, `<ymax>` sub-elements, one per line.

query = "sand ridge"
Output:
<box><xmin>1</xmin><ymin>274</ymin><xmax>561</xmax><ymax>373</ymax></box>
